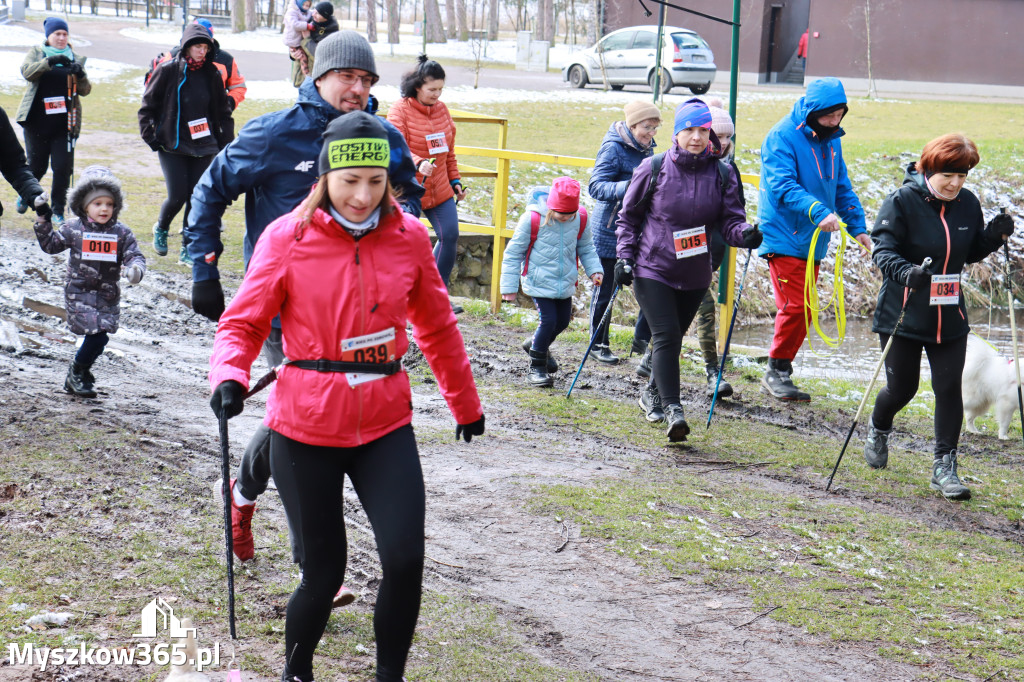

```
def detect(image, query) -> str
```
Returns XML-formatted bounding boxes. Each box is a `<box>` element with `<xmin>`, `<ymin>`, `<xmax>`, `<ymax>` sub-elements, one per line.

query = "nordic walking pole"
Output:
<box><xmin>567</xmin><ymin>284</ymin><xmax>621</xmax><ymax>399</ymax></box>
<box><xmin>825</xmin><ymin>257</ymin><xmax>932</xmax><ymax>492</ymax></box>
<box><xmin>707</xmin><ymin>249</ymin><xmax>753</xmax><ymax>430</ymax></box>
<box><xmin>1000</xmin><ymin>208</ymin><xmax>1024</xmax><ymax>445</ymax></box>
<box><xmin>218</xmin><ymin>414</ymin><xmax>238</xmax><ymax>639</ymax></box>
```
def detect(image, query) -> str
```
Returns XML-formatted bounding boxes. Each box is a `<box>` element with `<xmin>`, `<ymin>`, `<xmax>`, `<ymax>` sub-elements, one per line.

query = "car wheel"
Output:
<box><xmin>569</xmin><ymin>65</ymin><xmax>589</xmax><ymax>89</ymax></box>
<box><xmin>648</xmin><ymin>68</ymin><xmax>672</xmax><ymax>94</ymax></box>
<box><xmin>689</xmin><ymin>82</ymin><xmax>711</xmax><ymax>95</ymax></box>
<box><xmin>610</xmin><ymin>84</ymin><xmax>624</xmax><ymax>91</ymax></box>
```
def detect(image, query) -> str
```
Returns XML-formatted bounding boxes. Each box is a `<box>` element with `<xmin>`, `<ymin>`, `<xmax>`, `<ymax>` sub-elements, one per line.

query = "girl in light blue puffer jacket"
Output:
<box><xmin>500</xmin><ymin>177</ymin><xmax>603</xmax><ymax>387</ymax></box>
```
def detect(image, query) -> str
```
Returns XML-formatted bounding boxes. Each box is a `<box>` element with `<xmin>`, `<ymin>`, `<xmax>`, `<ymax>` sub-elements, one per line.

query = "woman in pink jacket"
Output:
<box><xmin>208</xmin><ymin>111</ymin><xmax>485</xmax><ymax>682</ymax></box>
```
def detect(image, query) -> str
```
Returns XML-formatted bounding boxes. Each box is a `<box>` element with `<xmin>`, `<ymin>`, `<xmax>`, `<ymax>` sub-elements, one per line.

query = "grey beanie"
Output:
<box><xmin>310</xmin><ymin>30</ymin><xmax>379</xmax><ymax>83</ymax></box>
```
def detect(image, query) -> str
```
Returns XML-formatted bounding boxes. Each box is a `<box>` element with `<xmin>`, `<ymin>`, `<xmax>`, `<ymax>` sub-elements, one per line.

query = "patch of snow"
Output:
<box><xmin>0</xmin><ymin>51</ymin><xmax>132</xmax><ymax>91</ymax></box>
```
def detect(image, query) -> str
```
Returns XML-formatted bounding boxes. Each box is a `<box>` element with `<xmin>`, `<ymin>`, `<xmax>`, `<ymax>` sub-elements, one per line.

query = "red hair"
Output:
<box><xmin>918</xmin><ymin>134</ymin><xmax>979</xmax><ymax>175</ymax></box>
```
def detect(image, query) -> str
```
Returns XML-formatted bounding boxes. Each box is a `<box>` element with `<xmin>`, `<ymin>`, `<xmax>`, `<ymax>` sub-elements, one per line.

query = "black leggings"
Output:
<box><xmin>270</xmin><ymin>424</ymin><xmax>424</xmax><ymax>682</ymax></box>
<box><xmin>75</xmin><ymin>332</ymin><xmax>109</xmax><ymax>367</ymax></box>
<box><xmin>633</xmin><ymin>276</ymin><xmax>706</xmax><ymax>406</ymax></box>
<box><xmin>23</xmin><ymin>127</ymin><xmax>74</xmax><ymax>216</ymax></box>
<box><xmin>156</xmin><ymin>151</ymin><xmax>213</xmax><ymax>241</ymax></box>
<box><xmin>590</xmin><ymin>256</ymin><xmax>651</xmax><ymax>347</ymax></box>
<box><xmin>870</xmin><ymin>333</ymin><xmax>967</xmax><ymax>457</ymax></box>
<box><xmin>530</xmin><ymin>296</ymin><xmax>573</xmax><ymax>353</ymax></box>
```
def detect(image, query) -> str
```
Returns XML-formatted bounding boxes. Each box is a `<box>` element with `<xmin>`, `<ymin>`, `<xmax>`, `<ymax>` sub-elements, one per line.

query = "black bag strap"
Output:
<box><xmin>289</xmin><ymin>359</ymin><xmax>403</xmax><ymax>375</ymax></box>
<box><xmin>638</xmin><ymin>151</ymin><xmax>666</xmax><ymax>211</ymax></box>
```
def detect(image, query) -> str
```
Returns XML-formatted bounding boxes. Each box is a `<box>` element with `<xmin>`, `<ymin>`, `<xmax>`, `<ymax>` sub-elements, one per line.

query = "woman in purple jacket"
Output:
<box><xmin>614</xmin><ymin>98</ymin><xmax>762</xmax><ymax>442</ymax></box>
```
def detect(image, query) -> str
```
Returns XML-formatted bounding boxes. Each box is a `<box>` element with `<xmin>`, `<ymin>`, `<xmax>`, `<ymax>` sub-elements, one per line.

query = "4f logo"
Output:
<box><xmin>295</xmin><ymin>160</ymin><xmax>315</xmax><ymax>173</ymax></box>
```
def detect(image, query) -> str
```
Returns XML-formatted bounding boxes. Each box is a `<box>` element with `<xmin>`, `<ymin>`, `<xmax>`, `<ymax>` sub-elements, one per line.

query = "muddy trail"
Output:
<box><xmin>1</xmin><ymin>225</ymin><xmax>1020</xmax><ymax>682</ymax></box>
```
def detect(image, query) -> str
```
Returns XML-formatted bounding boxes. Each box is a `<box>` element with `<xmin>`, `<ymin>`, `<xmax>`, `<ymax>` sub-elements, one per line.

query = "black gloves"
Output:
<box><xmin>985</xmin><ymin>212</ymin><xmax>1014</xmax><ymax>241</ymax></box>
<box><xmin>227</xmin><ymin>97</ymin><xmax>236</xmax><ymax>112</ymax></box>
<box><xmin>741</xmin><ymin>224</ymin><xmax>763</xmax><ymax>249</ymax></box>
<box><xmin>146</xmin><ymin>139</ymin><xmax>161</xmax><ymax>152</ymax></box>
<box><xmin>904</xmin><ymin>266</ymin><xmax>931</xmax><ymax>290</ymax></box>
<box><xmin>456</xmin><ymin>414</ymin><xmax>485</xmax><ymax>442</ymax></box>
<box><xmin>47</xmin><ymin>55</ymin><xmax>70</xmax><ymax>67</ymax></box>
<box><xmin>210</xmin><ymin>380</ymin><xmax>245</xmax><ymax>420</ymax></box>
<box><xmin>192</xmin><ymin>279</ymin><xmax>225</xmax><ymax>322</ymax></box>
<box><xmin>614</xmin><ymin>259</ymin><xmax>634</xmax><ymax>287</ymax></box>
<box><xmin>68</xmin><ymin>62</ymin><xmax>84</xmax><ymax>77</ymax></box>
<box><xmin>35</xmin><ymin>202</ymin><xmax>52</xmax><ymax>219</ymax></box>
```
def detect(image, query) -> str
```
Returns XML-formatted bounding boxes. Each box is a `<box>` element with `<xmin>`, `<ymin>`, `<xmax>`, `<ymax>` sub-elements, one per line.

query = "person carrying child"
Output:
<box><xmin>500</xmin><ymin>177</ymin><xmax>603</xmax><ymax>387</ymax></box>
<box><xmin>284</xmin><ymin>0</ymin><xmax>313</xmax><ymax>87</ymax></box>
<box><xmin>33</xmin><ymin>165</ymin><xmax>146</xmax><ymax>398</ymax></box>
<box><xmin>306</xmin><ymin>2</ymin><xmax>339</xmax><ymax>57</ymax></box>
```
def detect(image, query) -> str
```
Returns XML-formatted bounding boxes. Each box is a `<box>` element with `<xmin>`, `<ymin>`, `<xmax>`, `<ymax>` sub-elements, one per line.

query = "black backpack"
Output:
<box><xmin>636</xmin><ymin>152</ymin><xmax>741</xmax><ymax>211</ymax></box>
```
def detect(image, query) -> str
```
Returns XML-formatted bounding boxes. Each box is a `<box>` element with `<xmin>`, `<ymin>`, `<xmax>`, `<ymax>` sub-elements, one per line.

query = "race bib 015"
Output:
<box><xmin>673</xmin><ymin>227</ymin><xmax>708</xmax><ymax>260</ymax></box>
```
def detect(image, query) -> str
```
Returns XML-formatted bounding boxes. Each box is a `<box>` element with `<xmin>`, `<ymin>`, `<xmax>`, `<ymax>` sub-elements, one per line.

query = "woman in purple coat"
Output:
<box><xmin>614</xmin><ymin>98</ymin><xmax>762</xmax><ymax>442</ymax></box>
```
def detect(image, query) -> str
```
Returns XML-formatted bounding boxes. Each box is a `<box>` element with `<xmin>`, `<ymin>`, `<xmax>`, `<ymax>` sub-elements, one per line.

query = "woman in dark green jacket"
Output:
<box><xmin>864</xmin><ymin>133</ymin><xmax>1014</xmax><ymax>500</ymax></box>
<box><xmin>16</xmin><ymin>17</ymin><xmax>91</xmax><ymax>227</ymax></box>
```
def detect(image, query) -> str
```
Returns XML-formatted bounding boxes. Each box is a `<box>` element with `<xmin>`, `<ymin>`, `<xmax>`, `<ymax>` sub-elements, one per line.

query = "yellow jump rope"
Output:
<box><xmin>803</xmin><ymin>202</ymin><xmax>871</xmax><ymax>350</ymax></box>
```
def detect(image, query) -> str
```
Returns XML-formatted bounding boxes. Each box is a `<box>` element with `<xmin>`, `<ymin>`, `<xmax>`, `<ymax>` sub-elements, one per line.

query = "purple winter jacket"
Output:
<box><xmin>615</xmin><ymin>139</ymin><xmax>750</xmax><ymax>291</ymax></box>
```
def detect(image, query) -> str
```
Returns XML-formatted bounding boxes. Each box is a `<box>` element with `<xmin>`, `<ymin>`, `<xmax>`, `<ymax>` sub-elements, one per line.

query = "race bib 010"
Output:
<box><xmin>81</xmin><ymin>232</ymin><xmax>118</xmax><ymax>263</ymax></box>
<box><xmin>929</xmin><ymin>273</ymin><xmax>960</xmax><ymax>306</ymax></box>
<box><xmin>673</xmin><ymin>227</ymin><xmax>708</xmax><ymax>260</ymax></box>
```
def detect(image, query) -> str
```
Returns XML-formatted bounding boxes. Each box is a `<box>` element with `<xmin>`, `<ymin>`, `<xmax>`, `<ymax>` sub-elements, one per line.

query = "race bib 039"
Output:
<box><xmin>341</xmin><ymin>328</ymin><xmax>397</xmax><ymax>387</ymax></box>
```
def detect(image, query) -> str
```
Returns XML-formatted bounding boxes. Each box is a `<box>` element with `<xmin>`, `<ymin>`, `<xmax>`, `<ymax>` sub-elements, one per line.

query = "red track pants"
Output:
<box><xmin>767</xmin><ymin>255</ymin><xmax>819</xmax><ymax>361</ymax></box>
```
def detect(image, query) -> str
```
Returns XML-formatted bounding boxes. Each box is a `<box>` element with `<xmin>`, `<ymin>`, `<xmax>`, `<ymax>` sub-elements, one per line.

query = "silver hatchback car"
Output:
<box><xmin>562</xmin><ymin>25</ymin><xmax>716</xmax><ymax>94</ymax></box>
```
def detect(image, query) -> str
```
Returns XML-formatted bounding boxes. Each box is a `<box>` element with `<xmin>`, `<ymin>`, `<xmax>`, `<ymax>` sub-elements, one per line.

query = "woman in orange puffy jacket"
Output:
<box><xmin>387</xmin><ymin>55</ymin><xmax>467</xmax><ymax>312</ymax></box>
<box><xmin>208</xmin><ymin>111</ymin><xmax>485</xmax><ymax>682</ymax></box>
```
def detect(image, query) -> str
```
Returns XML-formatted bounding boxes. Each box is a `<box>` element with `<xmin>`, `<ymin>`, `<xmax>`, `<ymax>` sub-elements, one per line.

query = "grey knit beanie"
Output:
<box><xmin>310</xmin><ymin>30</ymin><xmax>379</xmax><ymax>83</ymax></box>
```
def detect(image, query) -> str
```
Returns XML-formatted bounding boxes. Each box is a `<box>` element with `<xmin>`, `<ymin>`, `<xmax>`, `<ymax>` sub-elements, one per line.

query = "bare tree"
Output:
<box><xmin>445</xmin><ymin>0</ymin><xmax>457</xmax><ymax>38</ymax></box>
<box><xmin>387</xmin><ymin>0</ymin><xmax>401</xmax><ymax>43</ymax></box>
<box><xmin>456</xmin><ymin>0</ymin><xmax>469</xmax><ymax>40</ymax></box>
<box><xmin>488</xmin><ymin>0</ymin><xmax>498</xmax><ymax>39</ymax></box>
<box><xmin>424</xmin><ymin>0</ymin><xmax>448</xmax><ymax>42</ymax></box>
<box><xmin>863</xmin><ymin>0</ymin><xmax>877</xmax><ymax>98</ymax></box>
<box><xmin>245</xmin><ymin>0</ymin><xmax>257</xmax><ymax>30</ymax></box>
<box><xmin>588</xmin><ymin>0</ymin><xmax>599</xmax><ymax>45</ymax></box>
<box><xmin>541</xmin><ymin>0</ymin><xmax>555</xmax><ymax>42</ymax></box>
<box><xmin>367</xmin><ymin>0</ymin><xmax>378</xmax><ymax>42</ymax></box>
<box><xmin>232</xmin><ymin>0</ymin><xmax>246</xmax><ymax>33</ymax></box>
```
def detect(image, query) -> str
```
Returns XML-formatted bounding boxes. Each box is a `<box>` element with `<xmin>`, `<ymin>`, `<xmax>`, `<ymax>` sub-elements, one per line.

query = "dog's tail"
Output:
<box><xmin>164</xmin><ymin>618</ymin><xmax>210</xmax><ymax>681</ymax></box>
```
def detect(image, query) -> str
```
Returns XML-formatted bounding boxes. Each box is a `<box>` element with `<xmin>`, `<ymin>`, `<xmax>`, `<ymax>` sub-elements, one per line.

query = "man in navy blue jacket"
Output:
<box><xmin>185</xmin><ymin>30</ymin><xmax>423</xmax><ymax>322</ymax></box>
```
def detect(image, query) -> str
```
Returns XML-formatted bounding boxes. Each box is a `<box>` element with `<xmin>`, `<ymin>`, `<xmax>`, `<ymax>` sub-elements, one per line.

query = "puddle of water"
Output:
<box><xmin>729</xmin><ymin>308</ymin><xmax>1019</xmax><ymax>382</ymax></box>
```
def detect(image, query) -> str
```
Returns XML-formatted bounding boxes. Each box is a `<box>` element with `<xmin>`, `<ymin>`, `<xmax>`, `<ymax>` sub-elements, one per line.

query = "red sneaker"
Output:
<box><xmin>332</xmin><ymin>585</ymin><xmax>356</xmax><ymax>608</ymax></box>
<box><xmin>216</xmin><ymin>478</ymin><xmax>256</xmax><ymax>562</ymax></box>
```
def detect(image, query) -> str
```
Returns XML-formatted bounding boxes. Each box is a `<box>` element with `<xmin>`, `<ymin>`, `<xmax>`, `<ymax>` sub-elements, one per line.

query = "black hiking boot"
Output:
<box><xmin>638</xmin><ymin>383</ymin><xmax>665</xmax><ymax>423</ymax></box>
<box><xmin>864</xmin><ymin>420</ymin><xmax>891</xmax><ymax>469</ymax></box>
<box><xmin>664</xmin><ymin>403</ymin><xmax>690</xmax><ymax>442</ymax></box>
<box><xmin>594</xmin><ymin>344</ymin><xmax>619</xmax><ymax>365</ymax></box>
<box><xmin>522</xmin><ymin>337</ymin><xmax>557</xmax><ymax>373</ymax></box>
<box><xmin>64</xmin><ymin>361</ymin><xmax>97</xmax><ymax>398</ymax></box>
<box><xmin>630</xmin><ymin>337</ymin><xmax>649</xmax><ymax>357</ymax></box>
<box><xmin>705</xmin><ymin>363</ymin><xmax>733</xmax><ymax>398</ymax></box>
<box><xmin>761</xmin><ymin>358</ymin><xmax>810</xmax><ymax>402</ymax></box>
<box><xmin>528</xmin><ymin>349</ymin><xmax>554</xmax><ymax>388</ymax></box>
<box><xmin>636</xmin><ymin>346</ymin><xmax>653</xmax><ymax>379</ymax></box>
<box><xmin>930</xmin><ymin>451</ymin><xmax>971</xmax><ymax>500</ymax></box>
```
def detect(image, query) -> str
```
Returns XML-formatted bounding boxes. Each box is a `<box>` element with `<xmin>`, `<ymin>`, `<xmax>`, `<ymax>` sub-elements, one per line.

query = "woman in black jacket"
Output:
<box><xmin>865</xmin><ymin>133</ymin><xmax>1014</xmax><ymax>500</ymax></box>
<box><xmin>139</xmin><ymin>23</ymin><xmax>232</xmax><ymax>263</ymax></box>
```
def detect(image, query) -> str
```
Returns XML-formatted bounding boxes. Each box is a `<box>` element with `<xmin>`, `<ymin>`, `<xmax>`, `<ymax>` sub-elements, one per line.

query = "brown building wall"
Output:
<box><xmin>603</xmin><ymin>0</ymin><xmax>1024</xmax><ymax>87</ymax></box>
<box><xmin>806</xmin><ymin>0</ymin><xmax>1024</xmax><ymax>86</ymax></box>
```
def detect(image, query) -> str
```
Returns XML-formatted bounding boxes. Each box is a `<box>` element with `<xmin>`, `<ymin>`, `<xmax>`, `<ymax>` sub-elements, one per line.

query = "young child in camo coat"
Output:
<box><xmin>33</xmin><ymin>165</ymin><xmax>146</xmax><ymax>398</ymax></box>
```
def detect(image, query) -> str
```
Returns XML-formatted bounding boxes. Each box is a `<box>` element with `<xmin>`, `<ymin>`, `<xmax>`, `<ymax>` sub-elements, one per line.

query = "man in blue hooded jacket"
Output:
<box><xmin>185</xmin><ymin>30</ymin><xmax>423</xmax><ymax>323</ymax></box>
<box><xmin>757</xmin><ymin>77</ymin><xmax>872</xmax><ymax>401</ymax></box>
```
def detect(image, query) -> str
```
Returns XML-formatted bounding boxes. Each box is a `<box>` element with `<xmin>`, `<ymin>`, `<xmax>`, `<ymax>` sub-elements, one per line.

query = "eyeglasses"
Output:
<box><xmin>640</xmin><ymin>123</ymin><xmax>661</xmax><ymax>133</ymax></box>
<box><xmin>329</xmin><ymin>70</ymin><xmax>378</xmax><ymax>88</ymax></box>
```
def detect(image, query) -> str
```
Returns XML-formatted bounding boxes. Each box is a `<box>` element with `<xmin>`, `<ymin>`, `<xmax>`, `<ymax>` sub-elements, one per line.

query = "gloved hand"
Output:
<box><xmin>613</xmin><ymin>258</ymin><xmax>634</xmax><ymax>287</ymax></box>
<box><xmin>47</xmin><ymin>55</ymin><xmax>70</xmax><ymax>67</ymax></box>
<box><xmin>125</xmin><ymin>264</ymin><xmax>144</xmax><ymax>284</ymax></box>
<box><xmin>227</xmin><ymin>97</ymin><xmax>236</xmax><ymax>112</ymax></box>
<box><xmin>455</xmin><ymin>414</ymin><xmax>485</xmax><ymax>443</ymax></box>
<box><xmin>741</xmin><ymin>224</ymin><xmax>763</xmax><ymax>249</ymax></box>
<box><xmin>33</xmin><ymin>192</ymin><xmax>49</xmax><ymax>208</ymax></box>
<box><xmin>68</xmin><ymin>62</ymin><xmax>84</xmax><ymax>77</ymax></box>
<box><xmin>985</xmin><ymin>212</ymin><xmax>1015</xmax><ymax>241</ymax></box>
<box><xmin>210</xmin><ymin>380</ymin><xmax>245</xmax><ymax>420</ymax></box>
<box><xmin>145</xmin><ymin>139</ymin><xmax>161</xmax><ymax>152</ymax></box>
<box><xmin>34</xmin><ymin>202</ymin><xmax>52</xmax><ymax>219</ymax></box>
<box><xmin>192</xmin><ymin>279</ymin><xmax>225</xmax><ymax>322</ymax></box>
<box><xmin>904</xmin><ymin>266</ymin><xmax>931</xmax><ymax>290</ymax></box>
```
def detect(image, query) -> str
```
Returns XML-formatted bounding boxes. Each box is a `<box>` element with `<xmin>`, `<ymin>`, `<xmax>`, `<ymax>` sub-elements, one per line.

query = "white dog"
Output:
<box><xmin>963</xmin><ymin>335</ymin><xmax>1020</xmax><ymax>440</ymax></box>
<box><xmin>163</xmin><ymin>618</ymin><xmax>211</xmax><ymax>682</ymax></box>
